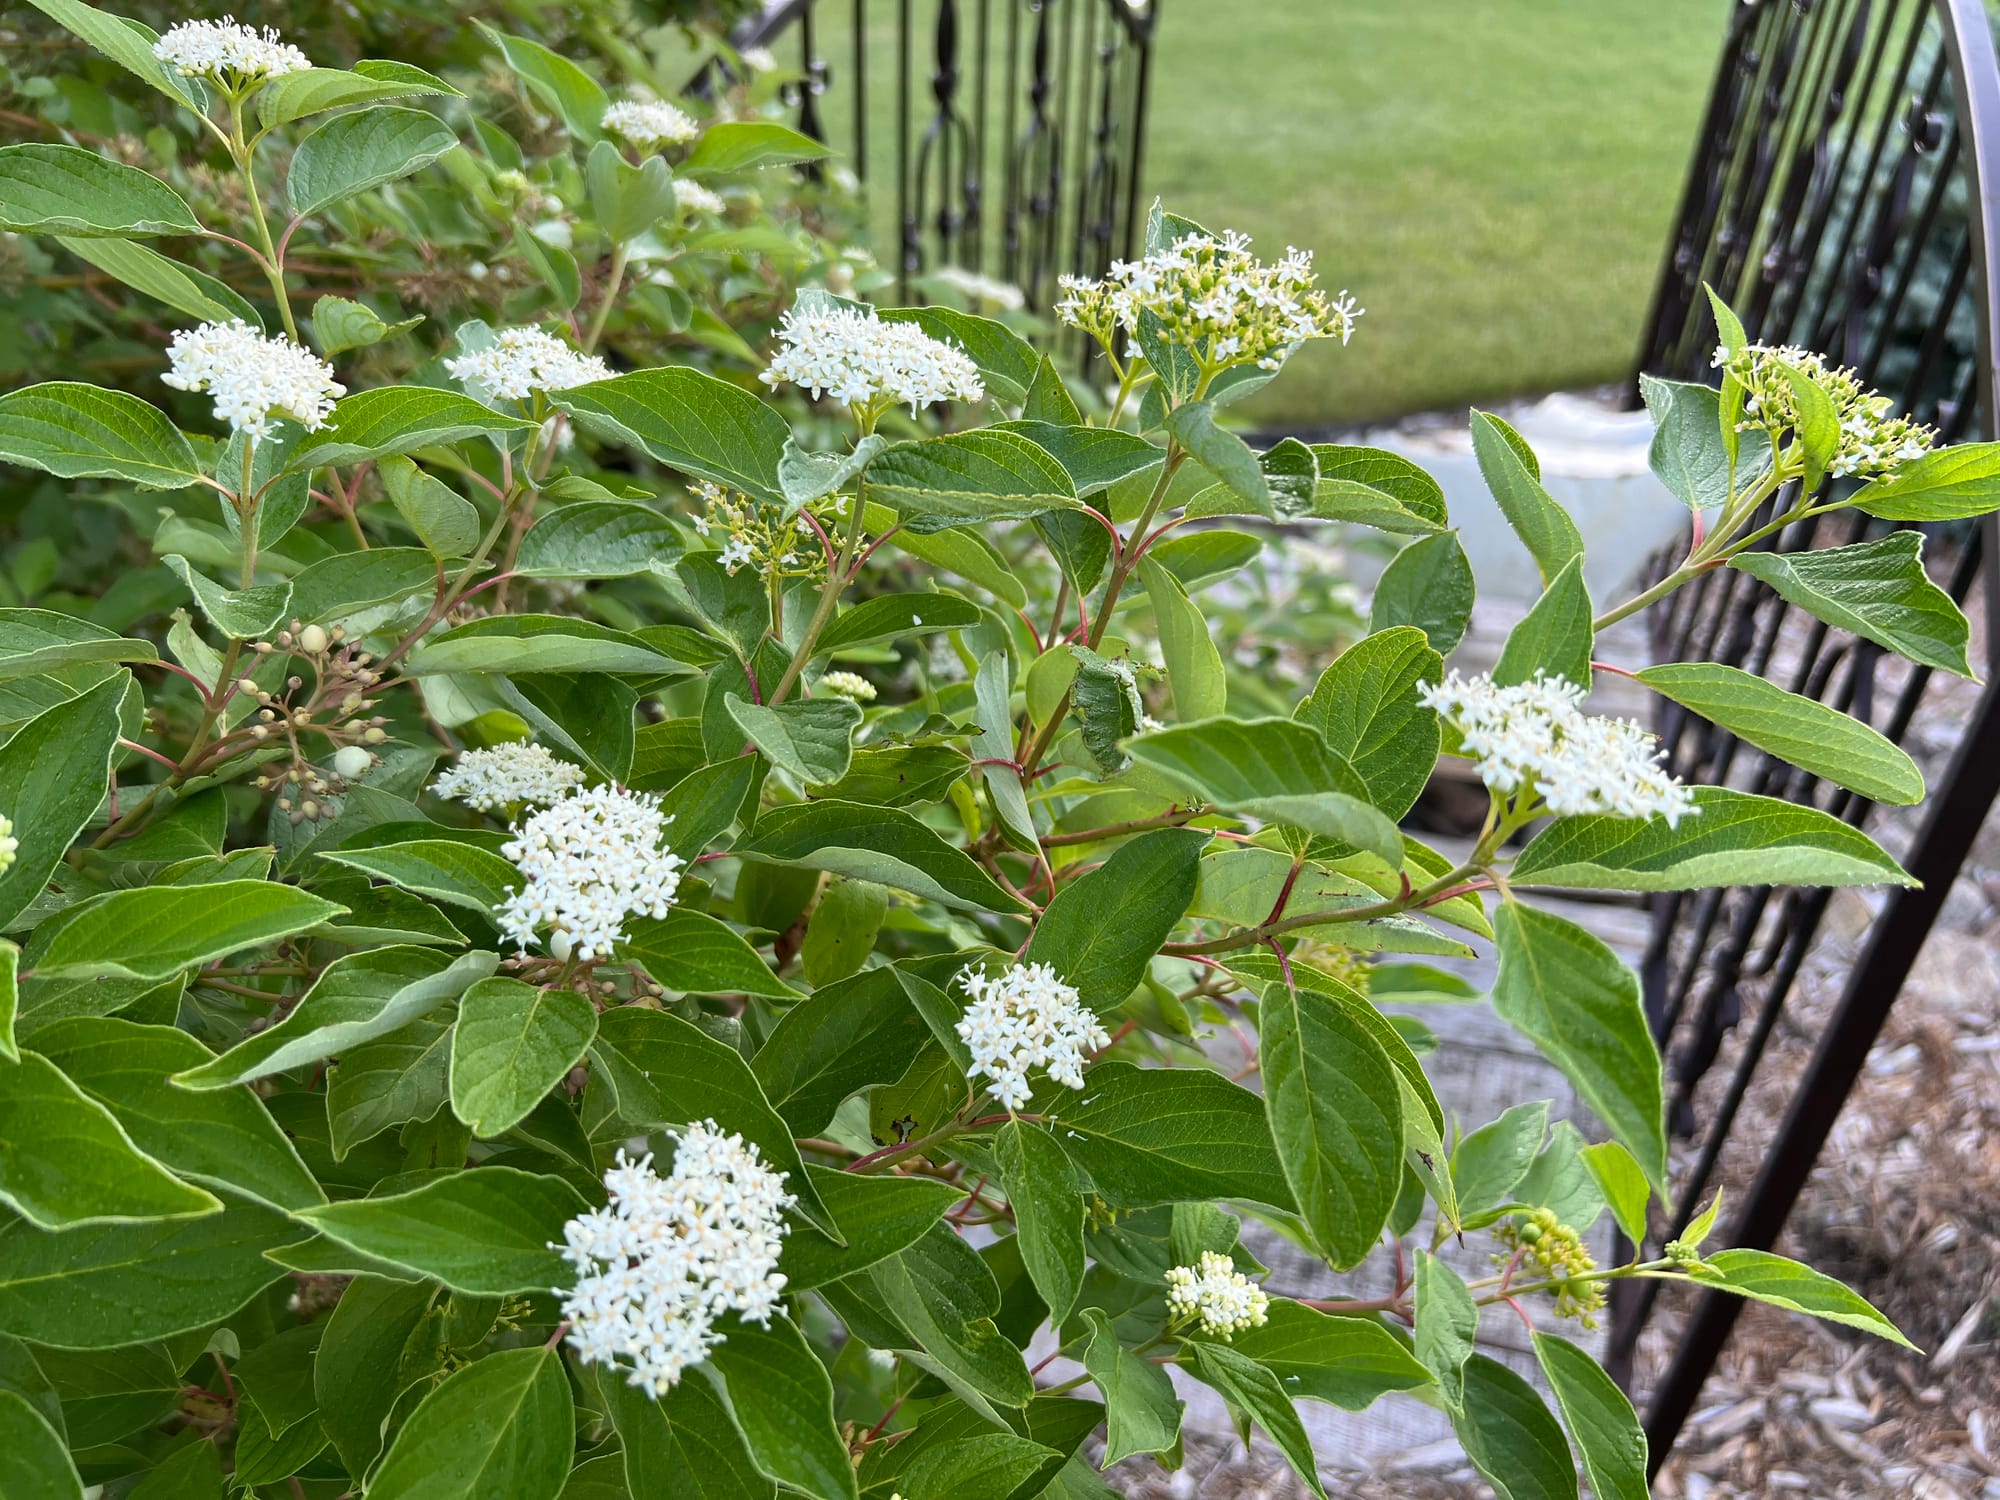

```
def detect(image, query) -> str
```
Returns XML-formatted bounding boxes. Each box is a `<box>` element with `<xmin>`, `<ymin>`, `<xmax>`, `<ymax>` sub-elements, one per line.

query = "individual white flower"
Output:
<box><xmin>602</xmin><ymin>98</ymin><xmax>701</xmax><ymax>151</ymax></box>
<box><xmin>675</xmin><ymin>181</ymin><xmax>728</xmax><ymax>218</ymax></box>
<box><xmin>444</xmin><ymin>327</ymin><xmax>612</xmax><ymax>404</ymax></box>
<box><xmin>760</xmin><ymin>303</ymin><xmax>984</xmax><ymax>414</ymax></box>
<box><xmin>0</xmin><ymin>812</ymin><xmax>16</xmax><ymax>876</ymax></box>
<box><xmin>955</xmin><ymin>961</ymin><xmax>1110</xmax><ymax>1110</ymax></box>
<box><xmin>162</xmin><ymin>321</ymin><xmax>343</xmax><ymax>440</ymax></box>
<box><xmin>495</xmin><ymin>784</ymin><xmax>685</xmax><ymax>959</ymax></box>
<box><xmin>817</xmin><ymin>670</ymin><xmax>876</xmax><ymax>703</ymax></box>
<box><xmin>152</xmin><ymin>18</ymin><xmax>311</xmax><ymax>80</ymax></box>
<box><xmin>930</xmin><ymin>265</ymin><xmax>1026</xmax><ymax>312</ymax></box>
<box><xmin>558</xmin><ymin>1123</ymin><xmax>796</xmax><ymax>1396</ymax></box>
<box><xmin>1419</xmin><ymin>670</ymin><xmax>1699</xmax><ymax>827</ymax></box>
<box><xmin>432</xmin><ymin>742</ymin><xmax>587</xmax><ymax>813</ymax></box>
<box><xmin>1165</xmin><ymin>1250</ymin><xmax>1269</xmax><ymax>1339</ymax></box>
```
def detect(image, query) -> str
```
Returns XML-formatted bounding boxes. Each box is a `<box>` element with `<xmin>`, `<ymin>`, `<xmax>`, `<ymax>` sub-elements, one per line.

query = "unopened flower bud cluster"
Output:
<box><xmin>601</xmin><ymin>98</ymin><xmax>701</xmax><ymax>152</ymax></box>
<box><xmin>1713</xmin><ymin>342</ymin><xmax>1935</xmax><ymax>481</ymax></box>
<box><xmin>816</xmin><ymin>670</ymin><xmax>876</xmax><ymax>703</ymax></box>
<box><xmin>1420</xmin><ymin>670</ymin><xmax>1698</xmax><ymax>827</ymax></box>
<box><xmin>433</xmin><ymin>742</ymin><xmax>588</xmax><ymax>812</ymax></box>
<box><xmin>444</xmin><ymin>327</ymin><xmax>612</xmax><ymax>404</ymax></box>
<box><xmin>496</xmin><ymin>784</ymin><xmax>685</xmax><ymax>960</ymax></box>
<box><xmin>1057</xmin><ymin>228</ymin><xmax>1360</xmax><ymax>373</ymax></box>
<box><xmin>955</xmin><ymin>960</ymin><xmax>1110</xmax><ymax>1110</ymax></box>
<box><xmin>761</xmin><ymin>303</ymin><xmax>985</xmax><ymax>414</ymax></box>
<box><xmin>1496</xmin><ymin>1207</ymin><xmax>1605</xmax><ymax>1327</ymax></box>
<box><xmin>687</xmin><ymin>478</ymin><xmax>842</xmax><ymax>580</ymax></box>
<box><xmin>1165</xmin><ymin>1250</ymin><xmax>1270</xmax><ymax>1338</ymax></box>
<box><xmin>153</xmin><ymin>18</ymin><xmax>311</xmax><ymax>81</ymax></box>
<box><xmin>163</xmin><ymin>321</ymin><xmax>344</xmax><ymax>440</ymax></box>
<box><xmin>240</xmin><ymin>621</ymin><xmax>390</xmax><ymax>821</ymax></box>
<box><xmin>559</xmin><ymin>1123</ymin><xmax>795</xmax><ymax>1396</ymax></box>
<box><xmin>0</xmin><ymin>812</ymin><xmax>16</xmax><ymax>877</ymax></box>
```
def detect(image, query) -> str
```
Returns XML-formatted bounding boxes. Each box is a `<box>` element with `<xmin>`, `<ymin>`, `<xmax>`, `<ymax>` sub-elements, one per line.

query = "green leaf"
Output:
<box><xmin>368</xmin><ymin>1346</ymin><xmax>573</xmax><ymax>1500</ymax></box>
<box><xmin>481</xmin><ymin>25</ymin><xmax>607</xmax><ymax>141</ymax></box>
<box><xmin>259</xmin><ymin>61</ymin><xmax>459</xmax><ymax>126</ymax></box>
<box><xmin>880</xmin><ymin>519</ymin><xmax>1028</xmax><ymax>607</ymax></box>
<box><xmin>1370</xmin><ymin>530</ymin><xmax>1475</xmax><ymax>656</ymax></box>
<box><xmin>288</xmin><ymin>106</ymin><xmax>458</xmax><ymax>216</ymax></box>
<box><xmin>61</xmin><ymin>236</ymin><xmax>257</xmax><ymax>325</ymax></box>
<box><xmin>995</xmin><ymin>1120</ymin><xmax>1085</xmax><ymax>1322</ymax></box>
<box><xmin>406</xmin><ymin>614</ymin><xmax>688</xmax><ymax>678</ymax></box>
<box><xmin>0</xmin><ymin>382</ymin><xmax>201</xmax><ymax>489</ymax></box>
<box><xmin>29</xmin><ymin>881</ymin><xmax>345</xmax><ymax>983</ymax></box>
<box><xmin>516</xmin><ymin>501</ymin><xmax>680</xmax><ymax>579</ymax></box>
<box><xmin>702</xmin><ymin>1317</ymin><xmax>857</xmax><ymax>1500</ymax></box>
<box><xmin>879</xmin><ymin>305</ymin><xmax>1037</xmax><ymax>402</ymax></box>
<box><xmin>0</xmin><ymin>143</ymin><xmax>199</xmax><ymax>236</ymax></box>
<box><xmin>1412</xmin><ymin>1250</ymin><xmax>1478</xmax><ymax>1413</ymax></box>
<box><xmin>752</xmin><ymin>969</ymin><xmax>931</xmax><ymax>1134</ymax></box>
<box><xmin>174</xmin><ymin>947</ymin><xmax>497</xmax><ymax>1088</ymax></box>
<box><xmin>312</xmin><ymin>295</ymin><xmax>423</xmax><ymax>355</ymax></box>
<box><xmin>1846</xmin><ymin>441</ymin><xmax>2000</xmax><ymax>520</ymax></box>
<box><xmin>817</xmin><ymin>590</ymin><xmax>984</xmax><ymax>655</ymax></box>
<box><xmin>1003</xmin><ymin>423</ymin><xmax>1162</xmax><ymax>502</ymax></box>
<box><xmin>0</xmin><ymin>1193</ymin><xmax>300</xmax><ymax>1348</ymax></box>
<box><xmin>449</xmin><ymin>979</ymin><xmax>597</xmax><ymax>1137</ymax></box>
<box><xmin>587</xmin><ymin>138</ymin><xmax>677</xmax><ymax>241</ymax></box>
<box><xmin>1167</xmin><ymin>402</ymin><xmax>1269</xmax><ymax>511</ymax></box>
<box><xmin>25</xmin><ymin>1017</ymin><xmax>323</xmax><ymax>1212</ymax></box>
<box><xmin>161</xmin><ymin>555</ymin><xmax>292</xmax><ymax>641</ymax></box>
<box><xmin>125</xmin><ymin>1438</ymin><xmax>222</xmax><ymax>1497</ymax></box>
<box><xmin>605</xmin><ymin>1374</ymin><xmax>772</xmax><ymax>1500</ymax></box>
<box><xmin>621</xmin><ymin>908</ymin><xmax>799</xmax><ymax>1000</ymax></box>
<box><xmin>380</xmin><ymin>454</ymin><xmax>479</xmax><ymax>559</ymax></box>
<box><xmin>326</xmin><ymin>1017</ymin><xmax>451</xmax><ymax>1158</ymax></box>
<box><xmin>685</xmin><ymin>120</ymin><xmax>835</xmax><ymax>173</ymax></box>
<box><xmin>0</xmin><ymin>1051</ymin><xmax>217</xmax><ymax>1228</ymax></box>
<box><xmin>970</xmin><ymin>649</ymin><xmax>1036</xmax><ymax>850</ymax></box>
<box><xmin>1023</xmin><ymin>354</ymin><xmax>1083</xmax><ymax>424</ymax></box>
<box><xmin>800</xmin><ymin>876</ymin><xmax>890</xmax><ymax>987</ymax></box>
<box><xmin>1138</xmin><ymin>555</ymin><xmax>1227</xmax><ymax>721</ymax></box>
<box><xmin>0</xmin><ymin>676</ymin><xmax>122</xmax><ymax>928</ymax></box>
<box><xmin>1452</xmin><ymin>1353</ymin><xmax>1579</xmax><ymax>1500</ymax></box>
<box><xmin>1639</xmin><ymin>374</ymin><xmax>1740</xmax><ymax>511</ymax></box>
<box><xmin>0</xmin><ymin>1388</ymin><xmax>82</xmax><ymax>1500</ymax></box>
<box><xmin>554</xmin><ymin>368</ymin><xmax>791</xmax><ymax>505</ymax></box>
<box><xmin>1051</xmin><ymin>1061</ymin><xmax>1295</xmax><ymax>1213</ymax></box>
<box><xmin>0</xmin><ymin>608</ymin><xmax>156</xmax><ymax>683</ymax></box>
<box><xmin>864</xmin><ymin>430</ymin><xmax>1080</xmax><ymax>533</ymax></box>
<box><xmin>777</xmin><ymin>433</ymin><xmax>887</xmax><ymax>512</ymax></box>
<box><xmin>728</xmin><ymin>694</ymin><xmax>860</xmax><ymax>783</ymax></box>
<box><xmin>1492</xmin><ymin>903</ymin><xmax>1666</xmax><ymax>1193</ymax></box>
<box><xmin>1123</xmin><ymin>717</ymin><xmax>1404</xmax><ymax>865</ymax></box>
<box><xmin>1780</xmin><ymin>363</ymin><xmax>1840</xmax><ymax>491</ymax></box>
<box><xmin>1080</xmin><ymin>1307</ymin><xmax>1181</xmax><ymax>1463</ymax></box>
<box><xmin>1259</xmin><ymin>977</ymin><xmax>1404</xmax><ymax>1267</ymax></box>
<box><xmin>1729</xmin><ymin>530</ymin><xmax>1972</xmax><ymax>678</ymax></box>
<box><xmin>1493</xmin><ymin>554</ymin><xmax>1593</xmax><ymax>688</ymax></box>
<box><xmin>1581</xmin><ymin>1141</ymin><xmax>1651</xmax><ymax>1247</ymax></box>
<box><xmin>860</xmin><ymin>1224</ymin><xmax>1034</xmax><ymax>1409</ymax></box>
<box><xmin>1227</xmin><ymin>1299</ymin><xmax>1430</xmax><ymax>1410</ymax></box>
<box><xmin>1453</xmin><ymin>1100</ymin><xmax>1549</xmax><ymax>1216</ymax></box>
<box><xmin>736</xmin><ymin>800</ymin><xmax>1027</xmax><ymax>913</ymax></box>
<box><xmin>1512</xmin><ymin>785</ymin><xmax>1913</xmax><ymax>892</ymax></box>
<box><xmin>590</xmin><ymin>1007</ymin><xmax>836</xmax><ymax>1236</ymax></box>
<box><xmin>290</xmin><ymin>387</ymin><xmax>534</xmax><ymax>470</ymax></box>
<box><xmin>1470</xmin><ymin>410</ymin><xmax>1584</xmax><ymax>586</ymax></box>
<box><xmin>1533</xmin><ymin>1333</ymin><xmax>1648</xmax><ymax>1500</ymax></box>
<box><xmin>23</xmin><ymin>0</ymin><xmax>205</xmax><ymax>110</ymax></box>
<box><xmin>0</xmin><ymin>944</ymin><xmax>15</xmax><ymax>1063</ymax></box>
<box><xmin>1706</xmin><ymin>285</ymin><xmax>1750</xmax><ymax>466</ymax></box>
<box><xmin>1297</xmin><ymin>626</ymin><xmax>1442</xmax><ymax>820</ymax></box>
<box><xmin>316</xmin><ymin>1276</ymin><xmax>438</xmax><ymax>1478</ymax></box>
<box><xmin>1027</xmin><ymin>828</ymin><xmax>1204</xmax><ymax>1012</ymax></box>
<box><xmin>1308</xmin><ymin>443</ymin><xmax>1450</xmax><ymax>531</ymax></box>
<box><xmin>780</xmin><ymin>1168</ymin><xmax>959</xmax><ymax>1290</ymax></box>
<box><xmin>297</xmin><ymin>1167</ymin><xmax>587</xmax><ymax>1294</ymax></box>
<box><xmin>318</xmin><ymin>838</ymin><xmax>518</xmax><ymax>912</ymax></box>
<box><xmin>1186</xmin><ymin>1342</ymin><xmax>1327</xmax><ymax>1499</ymax></box>
<box><xmin>1637</xmin><ymin>661</ymin><xmax>1922</xmax><ymax>805</ymax></box>
<box><xmin>1694</xmin><ymin>1248</ymin><xmax>1915</xmax><ymax>1347</ymax></box>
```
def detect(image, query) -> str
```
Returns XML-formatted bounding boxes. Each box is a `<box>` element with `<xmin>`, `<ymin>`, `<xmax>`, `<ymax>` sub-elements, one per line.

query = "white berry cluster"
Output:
<box><xmin>0</xmin><ymin>812</ymin><xmax>16</xmax><ymax>876</ymax></box>
<box><xmin>955</xmin><ymin>961</ymin><xmax>1110</xmax><ymax>1110</ymax></box>
<box><xmin>495</xmin><ymin>784</ymin><xmax>686</xmax><ymax>960</ymax></box>
<box><xmin>558</xmin><ymin>1124</ymin><xmax>796</xmax><ymax>1396</ymax></box>
<box><xmin>601</xmin><ymin>98</ymin><xmax>701</xmax><ymax>151</ymax></box>
<box><xmin>1420</xmin><ymin>670</ymin><xmax>1699</xmax><ymax>827</ymax></box>
<box><xmin>1057</xmin><ymin>228</ymin><xmax>1360</xmax><ymax>373</ymax></box>
<box><xmin>1165</xmin><ymin>1250</ymin><xmax>1270</xmax><ymax>1339</ymax></box>
<box><xmin>162</xmin><ymin>320</ymin><xmax>344</xmax><ymax>440</ymax></box>
<box><xmin>1712</xmin><ymin>341</ymin><xmax>1934</xmax><ymax>480</ymax></box>
<box><xmin>760</xmin><ymin>303</ymin><xmax>985</xmax><ymax>415</ymax></box>
<box><xmin>675</xmin><ymin>181</ymin><xmax>727</xmax><ymax>218</ymax></box>
<box><xmin>444</xmin><ymin>327</ymin><xmax>613</xmax><ymax>404</ymax></box>
<box><xmin>152</xmin><ymin>18</ymin><xmax>311</xmax><ymax>81</ymax></box>
<box><xmin>816</xmin><ymin>670</ymin><xmax>876</xmax><ymax>703</ymax></box>
<box><xmin>431</xmin><ymin>741</ymin><xmax>587</xmax><ymax>813</ymax></box>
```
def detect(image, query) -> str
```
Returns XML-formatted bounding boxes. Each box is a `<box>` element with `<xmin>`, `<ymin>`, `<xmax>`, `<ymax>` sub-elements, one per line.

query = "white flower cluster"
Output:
<box><xmin>559</xmin><ymin>1124</ymin><xmax>795</xmax><ymax>1396</ymax></box>
<box><xmin>675</xmin><ymin>181</ymin><xmax>727</xmax><ymax>218</ymax></box>
<box><xmin>738</xmin><ymin>46</ymin><xmax>777</xmax><ymax>74</ymax></box>
<box><xmin>1713</xmin><ymin>341</ymin><xmax>1935</xmax><ymax>481</ymax></box>
<box><xmin>496</xmin><ymin>784</ymin><xmax>685</xmax><ymax>959</ymax></box>
<box><xmin>760</xmin><ymin>303</ymin><xmax>985</xmax><ymax>414</ymax></box>
<box><xmin>931</xmin><ymin>265</ymin><xmax>1026</xmax><ymax>312</ymax></box>
<box><xmin>687</xmin><ymin>478</ymin><xmax>835</xmax><ymax>581</ymax></box>
<box><xmin>816</xmin><ymin>670</ymin><xmax>876</xmax><ymax>703</ymax></box>
<box><xmin>955</xmin><ymin>961</ymin><xmax>1110</xmax><ymax>1110</ymax></box>
<box><xmin>444</xmin><ymin>327</ymin><xmax>612</xmax><ymax>403</ymax></box>
<box><xmin>162</xmin><ymin>320</ymin><xmax>344</xmax><ymax>440</ymax></box>
<box><xmin>1057</xmin><ymin>228</ymin><xmax>1360</xmax><ymax>372</ymax></box>
<box><xmin>1165</xmin><ymin>1250</ymin><xmax>1270</xmax><ymax>1339</ymax></box>
<box><xmin>153</xmin><ymin>18</ymin><xmax>311</xmax><ymax>80</ymax></box>
<box><xmin>602</xmin><ymin>98</ymin><xmax>701</xmax><ymax>151</ymax></box>
<box><xmin>1420</xmin><ymin>671</ymin><xmax>1699</xmax><ymax>827</ymax></box>
<box><xmin>0</xmin><ymin>812</ymin><xmax>15</xmax><ymax>876</ymax></box>
<box><xmin>431</xmin><ymin>741</ymin><xmax>587</xmax><ymax>812</ymax></box>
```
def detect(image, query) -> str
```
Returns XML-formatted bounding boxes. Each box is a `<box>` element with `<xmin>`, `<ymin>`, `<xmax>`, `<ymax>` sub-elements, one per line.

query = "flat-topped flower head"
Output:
<box><xmin>1165</xmin><ymin>1250</ymin><xmax>1269</xmax><ymax>1339</ymax></box>
<box><xmin>0</xmin><ymin>812</ymin><xmax>15</xmax><ymax>876</ymax></box>
<box><xmin>1420</xmin><ymin>670</ymin><xmax>1698</xmax><ymax>827</ymax></box>
<box><xmin>162</xmin><ymin>320</ymin><xmax>343</xmax><ymax>440</ymax></box>
<box><xmin>431</xmin><ymin>741</ymin><xmax>586</xmax><ymax>812</ymax></box>
<box><xmin>956</xmin><ymin>960</ymin><xmax>1110</xmax><ymax>1110</ymax></box>
<box><xmin>1714</xmin><ymin>341</ymin><xmax>1936</xmax><ymax>481</ymax></box>
<box><xmin>1057</xmin><ymin>227</ymin><xmax>1360</xmax><ymax>373</ymax></box>
<box><xmin>558</xmin><ymin>1122</ymin><xmax>796</xmax><ymax>1395</ymax></box>
<box><xmin>495</xmin><ymin>784</ymin><xmax>685</xmax><ymax>960</ymax></box>
<box><xmin>153</xmin><ymin>18</ymin><xmax>311</xmax><ymax>81</ymax></box>
<box><xmin>602</xmin><ymin>98</ymin><xmax>700</xmax><ymax>151</ymax></box>
<box><xmin>761</xmin><ymin>302</ymin><xmax>984</xmax><ymax>415</ymax></box>
<box><xmin>444</xmin><ymin>327</ymin><xmax>612</xmax><ymax>404</ymax></box>
<box><xmin>817</xmin><ymin>670</ymin><xmax>876</xmax><ymax>703</ymax></box>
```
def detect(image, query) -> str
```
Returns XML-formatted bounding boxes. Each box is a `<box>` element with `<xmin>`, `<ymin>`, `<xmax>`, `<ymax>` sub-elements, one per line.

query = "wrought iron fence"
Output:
<box><xmin>723</xmin><ymin>0</ymin><xmax>1161</xmax><ymax>312</ymax></box>
<box><xmin>1618</xmin><ymin>0</ymin><xmax>2000</xmax><ymax>1470</ymax></box>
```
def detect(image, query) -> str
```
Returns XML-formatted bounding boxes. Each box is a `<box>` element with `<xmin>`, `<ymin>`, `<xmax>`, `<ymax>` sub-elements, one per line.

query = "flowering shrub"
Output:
<box><xmin>0</xmin><ymin>12</ymin><xmax>1993</xmax><ymax>1498</ymax></box>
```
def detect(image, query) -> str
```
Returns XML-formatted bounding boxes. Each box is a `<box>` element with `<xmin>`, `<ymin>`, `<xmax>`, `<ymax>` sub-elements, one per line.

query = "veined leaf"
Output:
<box><xmin>621</xmin><ymin>909</ymin><xmax>800</xmax><ymax>1000</ymax></box>
<box><xmin>289</xmin><ymin>387</ymin><xmax>534</xmax><ymax>471</ymax></box>
<box><xmin>554</xmin><ymin>367</ymin><xmax>791</xmax><ymax>505</ymax></box>
<box><xmin>0</xmin><ymin>676</ymin><xmax>123</xmax><ymax>929</ymax></box>
<box><xmin>995</xmin><ymin>1120</ymin><xmax>1085</xmax><ymax>1322</ymax></box>
<box><xmin>297</xmin><ymin>1168</ymin><xmax>588</xmax><ymax>1294</ymax></box>
<box><xmin>1470</xmin><ymin>410</ymin><xmax>1583</xmax><ymax>586</ymax></box>
<box><xmin>449</xmin><ymin>979</ymin><xmax>597</xmax><ymax>1137</ymax></box>
<box><xmin>1185</xmin><ymin>1342</ymin><xmax>1326</xmax><ymax>1498</ymax></box>
<box><xmin>1846</xmin><ymin>441</ymin><xmax>2000</xmax><ymax>521</ymax></box>
<box><xmin>1081</xmin><ymin>1307</ymin><xmax>1181</xmax><ymax>1463</ymax></box>
<box><xmin>735</xmin><ymin>800</ymin><xmax>1027</xmax><ymax>913</ymax></box>
<box><xmin>515</xmin><ymin>501</ymin><xmax>680</xmax><ymax>579</ymax></box>
<box><xmin>367</xmin><ymin>1346</ymin><xmax>572</xmax><ymax>1500</ymax></box>
<box><xmin>1413</xmin><ymin>1250</ymin><xmax>1478</xmax><ymax>1413</ymax></box>
<box><xmin>1297</xmin><ymin>625</ymin><xmax>1442</xmax><ymax>820</ymax></box>
<box><xmin>28</xmin><ymin>881</ymin><xmax>345</xmax><ymax>983</ymax></box>
<box><xmin>0</xmin><ymin>383</ymin><xmax>201</xmax><ymax>490</ymax></box>
<box><xmin>258</xmin><ymin>61</ymin><xmax>459</xmax><ymax>126</ymax></box>
<box><xmin>879</xmin><ymin>305</ymin><xmax>1037</xmax><ymax>402</ymax></box>
<box><xmin>781</xmin><ymin>1168</ymin><xmax>960</xmax><ymax>1291</ymax></box>
<box><xmin>727</xmin><ymin>694</ymin><xmax>860</xmax><ymax>783</ymax></box>
<box><xmin>1493</xmin><ymin>553</ymin><xmax>1592</xmax><ymax>688</ymax></box>
<box><xmin>161</xmin><ymin>555</ymin><xmax>293</xmax><ymax>641</ymax></box>
<box><xmin>0</xmin><ymin>1390</ymin><xmax>81</xmax><ymax>1500</ymax></box>
<box><xmin>0</xmin><ymin>143</ymin><xmax>199</xmax><ymax>236</ymax></box>
<box><xmin>1371</xmin><ymin>530</ymin><xmax>1474</xmax><ymax>656</ymax></box>
<box><xmin>1451</xmin><ymin>1353</ymin><xmax>1579</xmax><ymax>1500</ymax></box>
<box><xmin>864</xmin><ymin>430</ymin><xmax>1080</xmax><ymax>533</ymax></box>
<box><xmin>288</xmin><ymin>107</ymin><xmax>459</xmax><ymax>216</ymax></box>
<box><xmin>702</xmin><ymin>1318</ymin><xmax>857</xmax><ymax>1500</ymax></box>
<box><xmin>1730</xmin><ymin>530</ymin><xmax>1971</xmax><ymax>678</ymax></box>
<box><xmin>1533</xmin><ymin>1333</ymin><xmax>1648</xmax><ymax>1500</ymax></box>
<box><xmin>1027</xmin><ymin>828</ymin><xmax>1205</xmax><ymax>1012</ymax></box>
<box><xmin>1227</xmin><ymin>1298</ymin><xmax>1430</xmax><ymax>1410</ymax></box>
<box><xmin>684</xmin><ymin>120</ymin><xmax>833</xmax><ymax>174</ymax></box>
<box><xmin>61</xmin><ymin>236</ymin><xmax>257</xmax><ymax>325</ymax></box>
<box><xmin>1692</xmin><ymin>1248</ymin><xmax>1914</xmax><ymax>1347</ymax></box>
